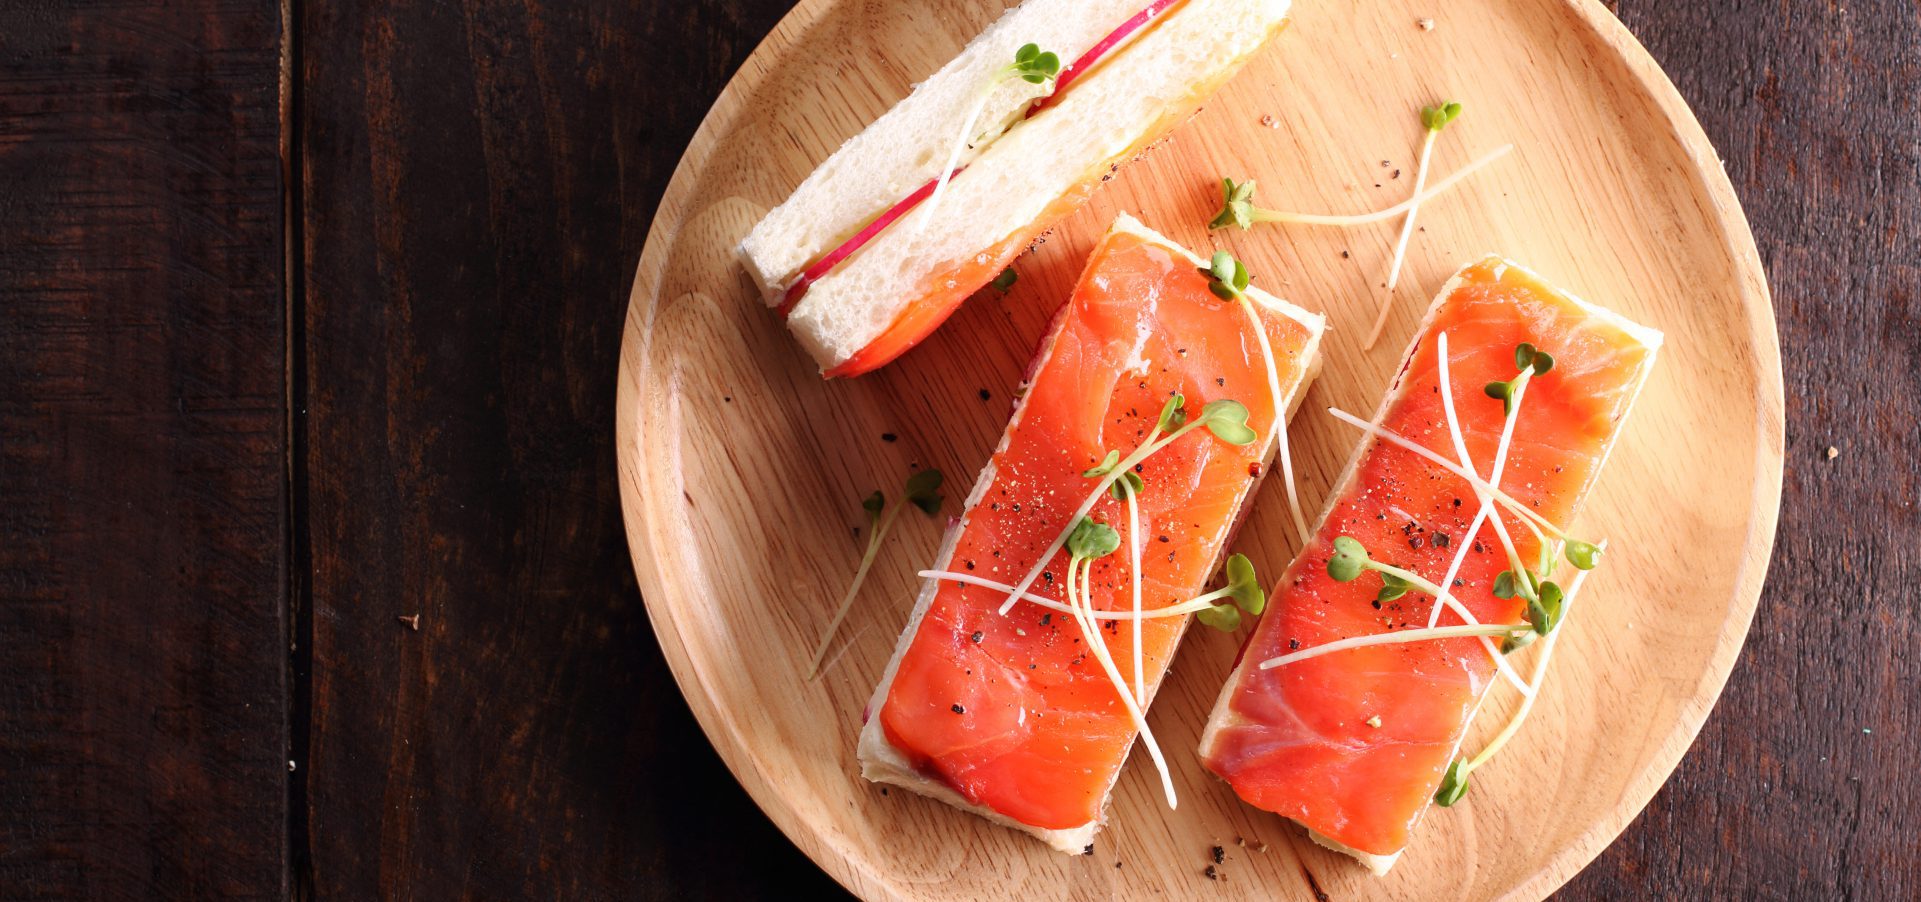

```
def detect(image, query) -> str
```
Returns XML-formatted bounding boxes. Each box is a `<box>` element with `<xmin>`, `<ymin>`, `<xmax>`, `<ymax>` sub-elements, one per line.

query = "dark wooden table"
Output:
<box><xmin>1</xmin><ymin>0</ymin><xmax>1915</xmax><ymax>898</ymax></box>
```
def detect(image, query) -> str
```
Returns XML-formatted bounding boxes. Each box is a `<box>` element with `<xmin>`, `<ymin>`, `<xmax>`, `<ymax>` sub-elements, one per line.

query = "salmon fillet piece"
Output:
<box><xmin>859</xmin><ymin>214</ymin><xmax>1324</xmax><ymax>850</ymax></box>
<box><xmin>1199</xmin><ymin>257</ymin><xmax>1661</xmax><ymax>871</ymax></box>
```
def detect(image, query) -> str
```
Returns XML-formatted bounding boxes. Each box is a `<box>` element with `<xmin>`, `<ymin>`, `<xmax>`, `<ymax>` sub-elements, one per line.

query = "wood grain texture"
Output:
<box><xmin>1565</xmin><ymin>1</ymin><xmax>1921</xmax><ymax>898</ymax></box>
<box><xmin>618</xmin><ymin>0</ymin><xmax>1784</xmax><ymax>898</ymax></box>
<box><xmin>296</xmin><ymin>0</ymin><xmax>801</xmax><ymax>898</ymax></box>
<box><xmin>0</xmin><ymin>1</ymin><xmax>291</xmax><ymax>898</ymax></box>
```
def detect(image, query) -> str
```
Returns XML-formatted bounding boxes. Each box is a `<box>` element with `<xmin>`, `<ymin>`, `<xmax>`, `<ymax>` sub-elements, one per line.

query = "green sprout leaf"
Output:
<box><xmin>1420</xmin><ymin>100</ymin><xmax>1464</xmax><ymax>132</ymax></box>
<box><xmin>1009</xmin><ymin>43</ymin><xmax>1060</xmax><ymax>84</ymax></box>
<box><xmin>1066</xmin><ymin>517</ymin><xmax>1121</xmax><ymax>561</ymax></box>
<box><xmin>1514</xmin><ymin>342</ymin><xmax>1537</xmax><ymax>371</ymax></box>
<box><xmin>1211</xmin><ymin>250</ymin><xmax>1236</xmax><ymax>285</ymax></box>
<box><xmin>1565</xmin><ymin>539</ymin><xmax>1602</xmax><ymax>570</ymax></box>
<box><xmin>1492</xmin><ymin>570</ymin><xmax>1518</xmax><ymax>599</ymax></box>
<box><xmin>1158</xmin><ymin>393</ymin><xmax>1188</xmax><ymax>432</ymax></box>
<box><xmin>1377</xmin><ymin>571</ymin><xmax>1411</xmax><ymax>602</ymax></box>
<box><xmin>1201</xmin><ymin>399</ymin><xmax>1257</xmax><ymax>445</ymax></box>
<box><xmin>991</xmin><ymin>267</ymin><xmax>1019</xmax><ymax>293</ymax></box>
<box><xmin>1209</xmin><ymin>177</ymin><xmax>1258</xmax><ymax>230</ymax></box>
<box><xmin>1484</xmin><ymin>379</ymin><xmax>1516</xmax><ymax>415</ymax></box>
<box><xmin>1328</xmin><ymin>536</ymin><xmax>1370</xmax><ymax>582</ymax></box>
<box><xmin>1535</xmin><ymin>580</ymin><xmax>1565</xmax><ymax>634</ymax></box>
<box><xmin>1525</xmin><ymin>597</ymin><xmax>1550</xmax><ymax>635</ymax></box>
<box><xmin>1224</xmin><ymin>552</ymin><xmax>1265</xmax><ymax>614</ymax></box>
<box><xmin>1434</xmin><ymin>758</ymin><xmax>1470</xmax><ymax>806</ymax></box>
<box><xmin>1501</xmin><ymin>628</ymin><xmax>1539</xmax><ymax>654</ymax></box>
<box><xmin>1109</xmin><ymin>470</ymin><xmax>1144</xmax><ymax>500</ymax></box>
<box><xmin>1532</xmin><ymin>351</ymin><xmax>1555</xmax><ymax>375</ymax></box>
<box><xmin>1082</xmin><ymin>449</ymin><xmax>1121</xmax><ymax>478</ymax></box>
<box><xmin>861</xmin><ymin>490</ymin><xmax>885</xmax><ymax>521</ymax></box>
<box><xmin>1197</xmin><ymin>603</ymin><xmax>1242</xmax><ymax>632</ymax></box>
<box><xmin>904</xmin><ymin>468</ymin><xmax>945</xmax><ymax>516</ymax></box>
<box><xmin>1199</xmin><ymin>250</ymin><xmax>1252</xmax><ymax>301</ymax></box>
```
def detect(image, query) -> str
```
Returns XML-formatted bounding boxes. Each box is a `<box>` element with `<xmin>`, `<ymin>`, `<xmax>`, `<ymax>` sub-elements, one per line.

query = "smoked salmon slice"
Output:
<box><xmin>859</xmin><ymin>215</ymin><xmax>1325</xmax><ymax>850</ymax></box>
<box><xmin>1198</xmin><ymin>257</ymin><xmax>1662</xmax><ymax>871</ymax></box>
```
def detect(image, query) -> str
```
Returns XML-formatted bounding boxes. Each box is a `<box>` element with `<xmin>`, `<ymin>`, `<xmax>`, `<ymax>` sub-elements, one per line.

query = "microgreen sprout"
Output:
<box><xmin>1258</xmin><ymin>621</ymin><xmax>1534</xmax><ymax>671</ymax></box>
<box><xmin>1009</xmin><ymin>42</ymin><xmax>1062</xmax><ymax>84</ymax></box>
<box><xmin>1329</xmin><ymin>408</ymin><xmax>1603</xmax><ymax>573</ymax></box>
<box><xmin>992</xmin><ymin>393</ymin><xmax>1258</xmax><ymax>618</ymax></box>
<box><xmin>808</xmin><ymin>468</ymin><xmax>944</xmax><ymax>678</ymax></box>
<box><xmin>1565</xmin><ymin>539</ymin><xmax>1602</xmax><ymax>570</ymax></box>
<box><xmin>1199</xmin><ymin>250</ymin><xmax>1251</xmax><ymax>301</ymax></box>
<box><xmin>1058</xmin><ymin>516</ymin><xmax>1177</xmax><ymax>809</ymax></box>
<box><xmin>1201</xmin><ymin>249</ymin><xmax>1327</xmax><ymax>546</ymax></box>
<box><xmin>1109</xmin><ymin>460</ymin><xmax>1148</xmax><ymax>702</ymax></box>
<box><xmin>1194</xmin><ymin>552</ymin><xmax>1266</xmax><ymax>632</ymax></box>
<box><xmin>1066</xmin><ymin>516</ymin><xmax>1121</xmax><ymax>560</ymax></box>
<box><xmin>1083</xmin><ymin>449</ymin><xmax>1121</xmax><ymax>478</ymax></box>
<box><xmin>1484</xmin><ymin>342</ymin><xmax>1555</xmax><ymax>414</ymax></box>
<box><xmin>1205</xmin><ymin>145</ymin><xmax>1515</xmax><ymax>233</ymax></box>
<box><xmin>918</xmin><ymin>565</ymin><xmax>1266</xmax><ymax>624</ymax></box>
<box><xmin>920</xmin><ymin>43</ymin><xmax>1061</xmax><ymax>236</ymax></box>
<box><xmin>1438</xmin><ymin>546</ymin><xmax>1604</xmax><ymax>805</ymax></box>
<box><xmin>1324</xmin><ymin>536</ymin><xmax>1455</xmax><ymax>602</ymax></box>
<box><xmin>1364</xmin><ymin>99</ymin><xmax>1465</xmax><ymax>350</ymax></box>
<box><xmin>991</xmin><ymin>267</ymin><xmax>1019</xmax><ymax>293</ymax></box>
<box><xmin>1434</xmin><ymin>758</ymin><xmax>1471</xmax><ymax>806</ymax></box>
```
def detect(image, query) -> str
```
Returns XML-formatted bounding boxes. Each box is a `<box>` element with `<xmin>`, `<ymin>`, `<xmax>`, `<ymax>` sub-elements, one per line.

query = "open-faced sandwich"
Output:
<box><xmin>740</xmin><ymin>0</ymin><xmax>1294</xmax><ymax>377</ymax></box>
<box><xmin>1198</xmin><ymin>257</ymin><xmax>1662</xmax><ymax>871</ymax></box>
<box><xmin>858</xmin><ymin>214</ymin><xmax>1324</xmax><ymax>851</ymax></box>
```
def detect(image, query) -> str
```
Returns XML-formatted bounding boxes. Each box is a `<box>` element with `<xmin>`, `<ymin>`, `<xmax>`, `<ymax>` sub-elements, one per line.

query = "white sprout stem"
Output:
<box><xmin>1238</xmin><ymin>297</ymin><xmax>1309</xmax><ymax>545</ymax></box>
<box><xmin>1430</xmin><ymin>332</ymin><xmax>1523</xmax><ymax>621</ymax></box>
<box><xmin>1259</xmin><ymin>622</ymin><xmax>1531</xmax><ymax>670</ymax></box>
<box><xmin>1124</xmin><ymin>482</ymin><xmax>1146</xmax><ymax>705</ymax></box>
<box><xmin>1068</xmin><ymin>558</ymin><xmax>1178</xmax><ymax>809</ymax></box>
<box><xmin>916</xmin><ymin>82</ymin><xmax>997</xmax><ymax>240</ymax></box>
<box><xmin>1250</xmin><ymin>144</ymin><xmax>1513</xmax><ymax>227</ymax></box>
<box><xmin>1367</xmin><ymin>559</ymin><xmax>1533</xmax><ymax>696</ymax></box>
<box><xmin>918</xmin><ymin>74</ymin><xmax>1049</xmax><ymax>239</ymax></box>
<box><xmin>924</xmin><ymin>570</ymin><xmax>1225</xmax><ymax>621</ymax></box>
<box><xmin>1363</xmin><ymin>129</ymin><xmax>1441</xmax><ymax>350</ymax></box>
<box><xmin>1422</xmin><ymin>332</ymin><xmax>1539</xmax><ymax>694</ymax></box>
<box><xmin>1464</xmin><ymin>541</ymin><xmax>1606</xmax><ymax>772</ymax></box>
<box><xmin>1324</xmin><ymin>407</ymin><xmax>1566</xmax><ymax>541</ymax></box>
<box><xmin>1386</xmin><ymin>130</ymin><xmax>1439</xmax><ymax>292</ymax></box>
<box><xmin>1471</xmin><ymin>372</ymin><xmax>1541</xmax><ymax>590</ymax></box>
<box><xmin>993</xmin><ymin>416</ymin><xmax>1211</xmax><ymax>616</ymax></box>
<box><xmin>808</xmin><ymin>503</ymin><xmax>902</xmax><ymax>678</ymax></box>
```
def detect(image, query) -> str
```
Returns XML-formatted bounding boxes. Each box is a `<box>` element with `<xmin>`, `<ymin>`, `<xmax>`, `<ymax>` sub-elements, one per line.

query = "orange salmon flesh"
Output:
<box><xmin>866</xmin><ymin>220</ymin><xmax>1320</xmax><ymax>834</ymax></box>
<box><xmin>1198</xmin><ymin>257</ymin><xmax>1660</xmax><ymax>860</ymax></box>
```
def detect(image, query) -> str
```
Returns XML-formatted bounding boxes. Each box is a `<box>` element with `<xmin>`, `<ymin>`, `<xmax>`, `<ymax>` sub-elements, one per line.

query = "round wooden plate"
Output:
<box><xmin>617</xmin><ymin>0</ymin><xmax>1782</xmax><ymax>898</ymax></box>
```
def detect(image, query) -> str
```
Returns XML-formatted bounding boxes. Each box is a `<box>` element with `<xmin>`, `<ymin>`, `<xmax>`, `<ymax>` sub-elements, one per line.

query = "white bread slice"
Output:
<box><xmin>739</xmin><ymin>0</ymin><xmax>1148</xmax><ymax>296</ymax></box>
<box><xmin>768</xmin><ymin>0</ymin><xmax>1294</xmax><ymax>372</ymax></box>
<box><xmin>859</xmin><ymin>214</ymin><xmax>1325</xmax><ymax>853</ymax></box>
<box><xmin>1196</xmin><ymin>256</ymin><xmax>1661</xmax><ymax>874</ymax></box>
